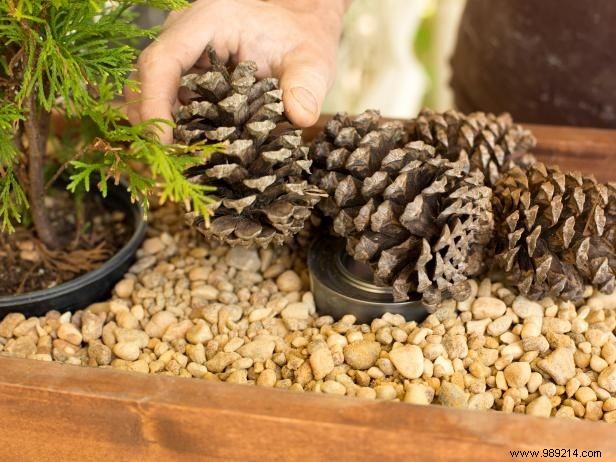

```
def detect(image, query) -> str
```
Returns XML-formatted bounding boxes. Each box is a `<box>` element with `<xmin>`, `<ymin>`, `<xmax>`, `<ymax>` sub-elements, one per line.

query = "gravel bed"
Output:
<box><xmin>1</xmin><ymin>205</ymin><xmax>616</xmax><ymax>422</ymax></box>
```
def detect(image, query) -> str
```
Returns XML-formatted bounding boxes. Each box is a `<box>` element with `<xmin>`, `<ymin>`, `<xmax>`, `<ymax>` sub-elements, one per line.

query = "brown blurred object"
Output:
<box><xmin>451</xmin><ymin>0</ymin><xmax>616</xmax><ymax>128</ymax></box>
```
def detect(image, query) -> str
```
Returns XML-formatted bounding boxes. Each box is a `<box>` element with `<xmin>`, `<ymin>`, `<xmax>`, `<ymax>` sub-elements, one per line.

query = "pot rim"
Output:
<box><xmin>0</xmin><ymin>182</ymin><xmax>147</xmax><ymax>307</ymax></box>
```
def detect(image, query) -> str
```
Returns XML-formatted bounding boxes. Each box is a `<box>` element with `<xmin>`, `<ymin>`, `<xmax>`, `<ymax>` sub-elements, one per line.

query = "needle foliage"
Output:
<box><xmin>0</xmin><ymin>0</ymin><xmax>219</xmax><ymax>240</ymax></box>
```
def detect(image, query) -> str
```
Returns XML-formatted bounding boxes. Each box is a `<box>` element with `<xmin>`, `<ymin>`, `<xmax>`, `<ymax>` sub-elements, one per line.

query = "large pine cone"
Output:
<box><xmin>310</xmin><ymin>111</ymin><xmax>494</xmax><ymax>305</ymax></box>
<box><xmin>176</xmin><ymin>48</ymin><xmax>325</xmax><ymax>247</ymax></box>
<box><xmin>492</xmin><ymin>162</ymin><xmax>616</xmax><ymax>301</ymax></box>
<box><xmin>407</xmin><ymin>109</ymin><xmax>536</xmax><ymax>186</ymax></box>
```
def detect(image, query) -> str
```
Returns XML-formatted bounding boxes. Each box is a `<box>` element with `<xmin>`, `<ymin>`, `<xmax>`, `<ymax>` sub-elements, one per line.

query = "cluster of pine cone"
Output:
<box><xmin>176</xmin><ymin>50</ymin><xmax>616</xmax><ymax>307</ymax></box>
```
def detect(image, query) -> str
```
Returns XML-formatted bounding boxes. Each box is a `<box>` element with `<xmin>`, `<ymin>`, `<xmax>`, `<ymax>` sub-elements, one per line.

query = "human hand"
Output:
<box><xmin>125</xmin><ymin>0</ymin><xmax>350</xmax><ymax>143</ymax></box>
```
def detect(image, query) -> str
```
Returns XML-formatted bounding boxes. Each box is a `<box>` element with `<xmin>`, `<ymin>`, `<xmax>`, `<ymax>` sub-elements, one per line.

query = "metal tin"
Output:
<box><xmin>307</xmin><ymin>235</ymin><xmax>429</xmax><ymax>323</ymax></box>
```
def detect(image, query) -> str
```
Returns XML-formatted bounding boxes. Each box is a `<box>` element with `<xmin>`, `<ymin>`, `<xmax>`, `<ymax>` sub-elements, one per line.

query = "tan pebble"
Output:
<box><xmin>521</xmin><ymin>336</ymin><xmax>549</xmax><ymax>353</ymax></box>
<box><xmin>477</xmin><ymin>278</ymin><xmax>492</xmax><ymax>297</ymax></box>
<box><xmin>512</xmin><ymin>296</ymin><xmax>544</xmax><ymax>319</ymax></box>
<box><xmin>113</xmin><ymin>342</ymin><xmax>140</xmax><ymax>361</ymax></box>
<box><xmin>281</xmin><ymin>302</ymin><xmax>309</xmax><ymax>320</ymax></box>
<box><xmin>389</xmin><ymin>345</ymin><xmax>424</xmax><ymax>379</ymax></box>
<box><xmin>185</xmin><ymin>321</ymin><xmax>213</xmax><ymax>344</ymax></box>
<box><xmin>12</xmin><ymin>318</ymin><xmax>38</xmax><ymax>337</ymax></box>
<box><xmin>142</xmin><ymin>237</ymin><xmax>165</xmax><ymax>255</ymax></box>
<box><xmin>590</xmin><ymin>354</ymin><xmax>608</xmax><ymax>373</ymax></box>
<box><xmin>87</xmin><ymin>302</ymin><xmax>110</xmax><ymax>314</ymax></box>
<box><xmin>114</xmin><ymin>279</ymin><xmax>135</xmax><ymax>298</ymax></box>
<box><xmin>57</xmin><ymin>323</ymin><xmax>83</xmax><ymax>346</ymax></box>
<box><xmin>469</xmin><ymin>361</ymin><xmax>491</xmax><ymax>379</ymax></box>
<box><xmin>403</xmin><ymin>383</ymin><xmax>433</xmax><ymax>405</ymax></box>
<box><xmin>465</xmin><ymin>319</ymin><xmax>490</xmax><ymax>336</ymax></box>
<box><xmin>57</xmin><ymin>311</ymin><xmax>71</xmax><ymax>324</ymax></box>
<box><xmin>322</xmin><ymin>380</ymin><xmax>346</xmax><ymax>395</ymax></box>
<box><xmin>487</xmin><ymin>315</ymin><xmax>513</xmax><ymax>337</ymax></box>
<box><xmin>88</xmin><ymin>343</ymin><xmax>112</xmax><ymax>365</ymax></box>
<box><xmin>276</xmin><ymin>270</ymin><xmax>302</xmax><ymax>292</ymax></box>
<box><xmin>504</xmin><ymin>362</ymin><xmax>531</xmax><ymax>388</ymax></box>
<box><xmin>187</xmin><ymin>362</ymin><xmax>208</xmax><ymax>378</ymax></box>
<box><xmin>575</xmin><ymin>386</ymin><xmax>597</xmax><ymax>405</ymax></box>
<box><xmin>495</xmin><ymin>371</ymin><xmax>508</xmax><ymax>390</ymax></box>
<box><xmin>223</xmin><ymin>337</ymin><xmax>245</xmax><ymax>353</ymax></box>
<box><xmin>0</xmin><ymin>313</ymin><xmax>27</xmax><ymax>337</ymax></box>
<box><xmin>343</xmin><ymin>340</ymin><xmax>381</xmax><ymax>370</ymax></box>
<box><xmin>471</xmin><ymin>297</ymin><xmax>506</xmax><ymax>320</ymax></box>
<box><xmin>225</xmin><ymin>247</ymin><xmax>260</xmax><ymax>272</ymax></box>
<box><xmin>206</xmin><ymin>352</ymin><xmax>240</xmax><ymax>373</ymax></box>
<box><xmin>586</xmin><ymin>328</ymin><xmax>609</xmax><ymax>347</ymax></box>
<box><xmin>375</xmin><ymin>384</ymin><xmax>397</xmax><ymax>400</ymax></box>
<box><xmin>604</xmin><ymin>410</ymin><xmax>616</xmax><ymax>423</ymax></box>
<box><xmin>603</xmin><ymin>397</ymin><xmax>616</xmax><ymax>412</ymax></box>
<box><xmin>501</xmin><ymin>395</ymin><xmax>515</xmax><ymax>413</ymax></box>
<box><xmin>115</xmin><ymin>328</ymin><xmax>149</xmax><ymax>348</ymax></box>
<box><xmin>238</xmin><ymin>337</ymin><xmax>276</xmax><ymax>362</ymax></box>
<box><xmin>188</xmin><ymin>267</ymin><xmax>209</xmax><ymax>281</ymax></box>
<box><xmin>542</xmin><ymin>318</ymin><xmax>571</xmax><ymax>335</ymax></box>
<box><xmin>438</xmin><ymin>381</ymin><xmax>468</xmax><ymax>408</ymax></box>
<box><xmin>145</xmin><ymin>311</ymin><xmax>176</xmax><ymax>338</ymax></box>
<box><xmin>256</xmin><ymin>369</ymin><xmax>277</xmax><ymax>387</ymax></box>
<box><xmin>191</xmin><ymin>285</ymin><xmax>219</xmax><ymax>300</ymax></box>
<box><xmin>433</xmin><ymin>356</ymin><xmax>454</xmax><ymax>378</ymax></box>
<box><xmin>565</xmin><ymin>377</ymin><xmax>581</xmax><ymax>398</ymax></box>
<box><xmin>587</xmin><ymin>291</ymin><xmax>616</xmax><ymax>310</ymax></box>
<box><xmin>109</xmin><ymin>301</ymin><xmax>129</xmax><ymax>315</ymax></box>
<box><xmin>555</xmin><ymin>406</ymin><xmax>576</xmax><ymax>419</ymax></box>
<box><xmin>6</xmin><ymin>337</ymin><xmax>37</xmax><ymax>358</ymax></box>
<box><xmin>102</xmin><ymin>322</ymin><xmax>117</xmax><ymax>347</ymax></box>
<box><xmin>116</xmin><ymin>311</ymin><xmax>139</xmax><ymax>330</ymax></box>
<box><xmin>408</xmin><ymin>327</ymin><xmax>431</xmax><ymax>345</ymax></box>
<box><xmin>128</xmin><ymin>359</ymin><xmax>150</xmax><ymax>374</ymax></box>
<box><xmin>585</xmin><ymin>401</ymin><xmax>603</xmax><ymax>421</ymax></box>
<box><xmin>162</xmin><ymin>320</ymin><xmax>192</xmax><ymax>342</ymax></box>
<box><xmin>601</xmin><ymin>342</ymin><xmax>616</xmax><ymax>364</ymax></box>
<box><xmin>249</xmin><ymin>307</ymin><xmax>271</xmax><ymax>322</ymax></box>
<box><xmin>468</xmin><ymin>392</ymin><xmax>494</xmax><ymax>411</ymax></box>
<box><xmin>537</xmin><ymin>347</ymin><xmax>575</xmax><ymax>385</ymax></box>
<box><xmin>226</xmin><ymin>370</ymin><xmax>248</xmax><ymax>384</ymax></box>
<box><xmin>567</xmin><ymin>399</ymin><xmax>585</xmax><ymax>417</ymax></box>
<box><xmin>539</xmin><ymin>382</ymin><xmax>557</xmax><ymax>397</ymax></box>
<box><xmin>598</xmin><ymin>364</ymin><xmax>616</xmax><ymax>392</ymax></box>
<box><xmin>310</xmin><ymin>347</ymin><xmax>334</xmax><ymax>380</ymax></box>
<box><xmin>81</xmin><ymin>311</ymin><xmax>104</xmax><ymax>343</ymax></box>
<box><xmin>526</xmin><ymin>395</ymin><xmax>552</xmax><ymax>417</ymax></box>
<box><xmin>443</xmin><ymin>335</ymin><xmax>468</xmax><ymax>359</ymax></box>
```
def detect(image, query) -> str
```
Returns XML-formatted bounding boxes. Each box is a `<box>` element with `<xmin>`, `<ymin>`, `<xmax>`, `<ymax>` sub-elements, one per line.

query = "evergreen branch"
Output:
<box><xmin>0</xmin><ymin>167</ymin><xmax>28</xmax><ymax>233</ymax></box>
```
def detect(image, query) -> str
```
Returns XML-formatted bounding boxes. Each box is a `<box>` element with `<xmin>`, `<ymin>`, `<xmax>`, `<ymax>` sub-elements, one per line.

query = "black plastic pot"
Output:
<box><xmin>0</xmin><ymin>181</ymin><xmax>146</xmax><ymax>318</ymax></box>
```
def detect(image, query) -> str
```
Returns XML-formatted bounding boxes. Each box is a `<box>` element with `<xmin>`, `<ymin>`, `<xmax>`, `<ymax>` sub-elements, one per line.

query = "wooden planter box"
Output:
<box><xmin>1</xmin><ymin>121</ymin><xmax>616</xmax><ymax>461</ymax></box>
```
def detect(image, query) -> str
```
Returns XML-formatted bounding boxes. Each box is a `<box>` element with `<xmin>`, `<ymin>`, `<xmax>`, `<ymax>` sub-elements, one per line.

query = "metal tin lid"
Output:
<box><xmin>307</xmin><ymin>235</ymin><xmax>429</xmax><ymax>324</ymax></box>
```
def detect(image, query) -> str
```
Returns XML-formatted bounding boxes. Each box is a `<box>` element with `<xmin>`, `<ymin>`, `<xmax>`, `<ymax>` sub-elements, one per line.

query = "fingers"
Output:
<box><xmin>279</xmin><ymin>51</ymin><xmax>335</xmax><ymax>127</ymax></box>
<box><xmin>130</xmin><ymin>5</ymin><xmax>223</xmax><ymax>143</ymax></box>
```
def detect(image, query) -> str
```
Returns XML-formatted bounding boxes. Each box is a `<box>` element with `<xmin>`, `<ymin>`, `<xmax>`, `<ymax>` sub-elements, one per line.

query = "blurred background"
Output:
<box><xmin>136</xmin><ymin>0</ymin><xmax>467</xmax><ymax>118</ymax></box>
<box><xmin>323</xmin><ymin>0</ymin><xmax>466</xmax><ymax>118</ymax></box>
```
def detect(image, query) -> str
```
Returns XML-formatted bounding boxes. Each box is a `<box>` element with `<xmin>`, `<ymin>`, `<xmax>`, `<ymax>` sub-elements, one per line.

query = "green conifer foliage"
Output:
<box><xmin>0</xmin><ymin>1</ymin><xmax>218</xmax><ymax>247</ymax></box>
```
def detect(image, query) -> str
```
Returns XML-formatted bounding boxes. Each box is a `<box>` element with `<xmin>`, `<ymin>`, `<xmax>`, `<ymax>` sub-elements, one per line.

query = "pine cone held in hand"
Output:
<box><xmin>176</xmin><ymin>48</ymin><xmax>325</xmax><ymax>247</ymax></box>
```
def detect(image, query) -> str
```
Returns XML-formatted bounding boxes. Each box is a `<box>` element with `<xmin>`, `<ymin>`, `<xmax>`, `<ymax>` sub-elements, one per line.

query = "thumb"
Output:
<box><xmin>279</xmin><ymin>53</ymin><xmax>334</xmax><ymax>127</ymax></box>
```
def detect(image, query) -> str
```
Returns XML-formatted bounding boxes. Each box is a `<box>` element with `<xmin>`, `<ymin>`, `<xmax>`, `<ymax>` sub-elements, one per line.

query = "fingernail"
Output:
<box><xmin>290</xmin><ymin>87</ymin><xmax>318</xmax><ymax>116</ymax></box>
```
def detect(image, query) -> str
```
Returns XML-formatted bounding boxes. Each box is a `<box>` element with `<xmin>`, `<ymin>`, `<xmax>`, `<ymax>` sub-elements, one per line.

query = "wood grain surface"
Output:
<box><xmin>1</xmin><ymin>356</ymin><xmax>616</xmax><ymax>462</ymax></box>
<box><xmin>1</xmin><ymin>121</ymin><xmax>616</xmax><ymax>462</ymax></box>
